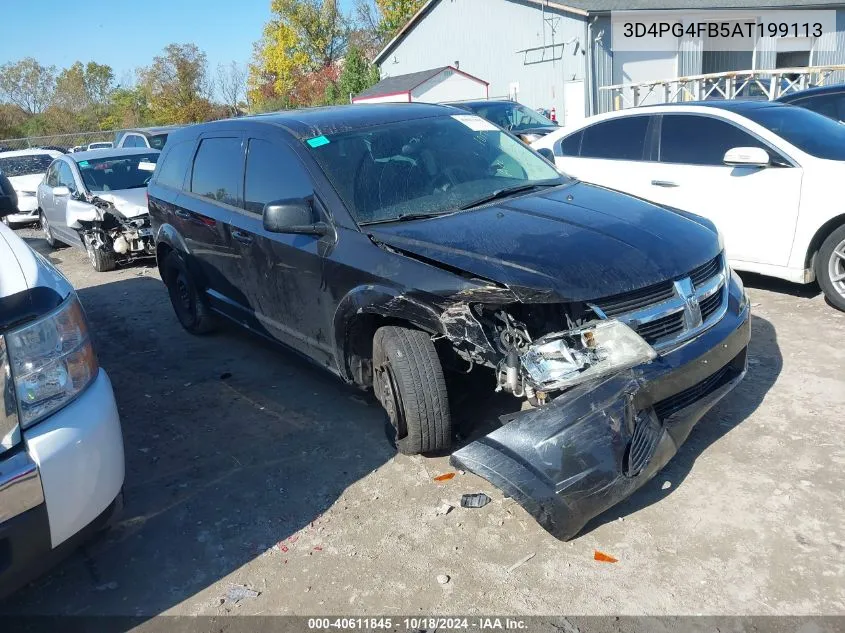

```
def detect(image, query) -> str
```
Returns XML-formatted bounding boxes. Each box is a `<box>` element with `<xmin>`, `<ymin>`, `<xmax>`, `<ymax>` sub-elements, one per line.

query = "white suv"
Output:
<box><xmin>0</xmin><ymin>220</ymin><xmax>125</xmax><ymax>596</ymax></box>
<box><xmin>533</xmin><ymin>101</ymin><xmax>845</xmax><ymax>310</ymax></box>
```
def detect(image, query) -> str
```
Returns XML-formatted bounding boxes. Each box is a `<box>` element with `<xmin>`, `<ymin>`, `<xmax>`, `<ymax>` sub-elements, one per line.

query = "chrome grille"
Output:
<box><xmin>593</xmin><ymin>281</ymin><xmax>675</xmax><ymax>318</ymax></box>
<box><xmin>590</xmin><ymin>253</ymin><xmax>729</xmax><ymax>351</ymax></box>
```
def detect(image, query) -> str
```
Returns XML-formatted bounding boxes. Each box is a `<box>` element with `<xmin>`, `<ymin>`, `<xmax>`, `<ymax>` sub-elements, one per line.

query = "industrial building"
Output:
<box><xmin>370</xmin><ymin>0</ymin><xmax>845</xmax><ymax>125</ymax></box>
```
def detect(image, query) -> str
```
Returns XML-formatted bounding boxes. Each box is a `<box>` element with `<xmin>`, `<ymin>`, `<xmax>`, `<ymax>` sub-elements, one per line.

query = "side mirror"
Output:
<box><xmin>263</xmin><ymin>198</ymin><xmax>328</xmax><ymax>236</ymax></box>
<box><xmin>52</xmin><ymin>185</ymin><xmax>71</xmax><ymax>196</ymax></box>
<box><xmin>723</xmin><ymin>147</ymin><xmax>770</xmax><ymax>168</ymax></box>
<box><xmin>537</xmin><ymin>147</ymin><xmax>556</xmax><ymax>162</ymax></box>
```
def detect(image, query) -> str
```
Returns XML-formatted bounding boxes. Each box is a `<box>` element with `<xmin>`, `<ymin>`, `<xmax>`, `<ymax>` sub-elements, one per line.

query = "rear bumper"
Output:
<box><xmin>451</xmin><ymin>272</ymin><xmax>751</xmax><ymax>540</ymax></box>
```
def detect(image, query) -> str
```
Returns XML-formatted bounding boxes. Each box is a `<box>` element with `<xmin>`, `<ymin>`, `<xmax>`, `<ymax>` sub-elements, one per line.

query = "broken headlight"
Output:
<box><xmin>521</xmin><ymin>320</ymin><xmax>656</xmax><ymax>391</ymax></box>
<box><xmin>5</xmin><ymin>295</ymin><xmax>99</xmax><ymax>428</ymax></box>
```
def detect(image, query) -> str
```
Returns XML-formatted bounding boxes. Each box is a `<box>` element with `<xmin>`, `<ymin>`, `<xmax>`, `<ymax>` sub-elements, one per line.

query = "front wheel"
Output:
<box><xmin>817</xmin><ymin>225</ymin><xmax>845</xmax><ymax>312</ymax></box>
<box><xmin>373</xmin><ymin>325</ymin><xmax>452</xmax><ymax>455</ymax></box>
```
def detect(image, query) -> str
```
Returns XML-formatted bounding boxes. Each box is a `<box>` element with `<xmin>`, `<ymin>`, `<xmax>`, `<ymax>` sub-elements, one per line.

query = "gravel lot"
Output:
<box><xmin>2</xmin><ymin>227</ymin><xmax>844</xmax><ymax>617</ymax></box>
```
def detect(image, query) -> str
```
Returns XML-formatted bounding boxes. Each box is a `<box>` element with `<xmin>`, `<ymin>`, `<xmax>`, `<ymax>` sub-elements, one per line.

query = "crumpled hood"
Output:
<box><xmin>7</xmin><ymin>174</ymin><xmax>44</xmax><ymax>194</ymax></box>
<box><xmin>94</xmin><ymin>188</ymin><xmax>149</xmax><ymax>218</ymax></box>
<box><xmin>367</xmin><ymin>182</ymin><xmax>721</xmax><ymax>303</ymax></box>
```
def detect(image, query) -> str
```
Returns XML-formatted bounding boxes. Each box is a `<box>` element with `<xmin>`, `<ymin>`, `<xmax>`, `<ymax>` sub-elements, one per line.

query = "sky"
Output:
<box><xmin>0</xmin><ymin>0</ymin><xmax>358</xmax><ymax>86</ymax></box>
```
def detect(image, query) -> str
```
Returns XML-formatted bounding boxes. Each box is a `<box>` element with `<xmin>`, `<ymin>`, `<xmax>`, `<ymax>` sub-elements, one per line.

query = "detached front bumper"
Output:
<box><xmin>451</xmin><ymin>273</ymin><xmax>750</xmax><ymax>541</ymax></box>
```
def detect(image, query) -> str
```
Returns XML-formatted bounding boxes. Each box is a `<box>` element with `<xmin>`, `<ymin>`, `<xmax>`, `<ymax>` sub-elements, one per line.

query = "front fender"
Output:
<box><xmin>332</xmin><ymin>284</ymin><xmax>445</xmax><ymax>381</ymax></box>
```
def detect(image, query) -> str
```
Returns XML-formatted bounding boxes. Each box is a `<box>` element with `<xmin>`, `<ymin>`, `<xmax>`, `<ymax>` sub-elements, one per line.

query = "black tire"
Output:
<box><xmin>87</xmin><ymin>243</ymin><xmax>116</xmax><ymax>272</ymax></box>
<box><xmin>372</xmin><ymin>325</ymin><xmax>451</xmax><ymax>455</ymax></box>
<box><xmin>40</xmin><ymin>210</ymin><xmax>57</xmax><ymax>248</ymax></box>
<box><xmin>816</xmin><ymin>224</ymin><xmax>845</xmax><ymax>312</ymax></box>
<box><xmin>163</xmin><ymin>251</ymin><xmax>216</xmax><ymax>334</ymax></box>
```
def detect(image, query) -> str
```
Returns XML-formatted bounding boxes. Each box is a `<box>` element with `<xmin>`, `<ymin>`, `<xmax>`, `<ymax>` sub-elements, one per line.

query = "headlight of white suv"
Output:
<box><xmin>5</xmin><ymin>295</ymin><xmax>98</xmax><ymax>428</ymax></box>
<box><xmin>521</xmin><ymin>320</ymin><xmax>656</xmax><ymax>391</ymax></box>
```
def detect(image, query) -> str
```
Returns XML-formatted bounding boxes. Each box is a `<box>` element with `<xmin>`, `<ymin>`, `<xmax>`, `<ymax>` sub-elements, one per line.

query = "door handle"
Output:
<box><xmin>231</xmin><ymin>229</ymin><xmax>254</xmax><ymax>245</ymax></box>
<box><xmin>174</xmin><ymin>209</ymin><xmax>191</xmax><ymax>219</ymax></box>
<box><xmin>651</xmin><ymin>180</ymin><xmax>679</xmax><ymax>188</ymax></box>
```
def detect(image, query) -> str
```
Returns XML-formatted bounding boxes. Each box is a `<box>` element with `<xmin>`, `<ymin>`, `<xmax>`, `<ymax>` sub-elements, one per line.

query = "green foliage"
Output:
<box><xmin>375</xmin><ymin>0</ymin><xmax>425</xmax><ymax>38</ymax></box>
<box><xmin>325</xmin><ymin>45</ymin><xmax>380</xmax><ymax>104</ymax></box>
<box><xmin>0</xmin><ymin>58</ymin><xmax>56</xmax><ymax>115</ymax></box>
<box><xmin>139</xmin><ymin>43</ymin><xmax>213</xmax><ymax>124</ymax></box>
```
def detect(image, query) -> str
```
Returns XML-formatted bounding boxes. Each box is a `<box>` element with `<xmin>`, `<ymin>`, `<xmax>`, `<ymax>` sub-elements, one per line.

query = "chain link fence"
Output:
<box><xmin>0</xmin><ymin>130</ymin><xmax>119</xmax><ymax>153</ymax></box>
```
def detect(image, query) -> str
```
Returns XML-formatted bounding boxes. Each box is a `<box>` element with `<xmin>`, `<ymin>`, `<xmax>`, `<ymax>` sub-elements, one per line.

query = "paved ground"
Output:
<box><xmin>2</xmin><ymin>227</ymin><xmax>844</xmax><ymax>617</ymax></box>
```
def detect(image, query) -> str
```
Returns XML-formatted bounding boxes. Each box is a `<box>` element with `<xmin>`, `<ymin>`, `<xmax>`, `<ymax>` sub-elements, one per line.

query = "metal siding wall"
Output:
<box><xmin>378</xmin><ymin>0</ymin><xmax>587</xmax><ymax>120</ymax></box>
<box><xmin>591</xmin><ymin>16</ymin><xmax>614</xmax><ymax>114</ymax></box>
<box><xmin>755</xmin><ymin>36</ymin><xmax>777</xmax><ymax>70</ymax></box>
<box><xmin>678</xmin><ymin>36</ymin><xmax>702</xmax><ymax>77</ymax></box>
<box><xmin>812</xmin><ymin>9</ymin><xmax>845</xmax><ymax>83</ymax></box>
<box><xmin>701</xmin><ymin>50</ymin><xmax>753</xmax><ymax>74</ymax></box>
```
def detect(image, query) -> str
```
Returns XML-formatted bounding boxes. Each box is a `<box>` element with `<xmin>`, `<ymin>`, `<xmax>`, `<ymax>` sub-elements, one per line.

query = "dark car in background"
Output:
<box><xmin>777</xmin><ymin>84</ymin><xmax>845</xmax><ymax>122</ymax></box>
<box><xmin>115</xmin><ymin>125</ymin><xmax>182</xmax><ymax>150</ymax></box>
<box><xmin>147</xmin><ymin>103</ymin><xmax>749</xmax><ymax>541</ymax></box>
<box><xmin>448</xmin><ymin>100</ymin><xmax>558</xmax><ymax>143</ymax></box>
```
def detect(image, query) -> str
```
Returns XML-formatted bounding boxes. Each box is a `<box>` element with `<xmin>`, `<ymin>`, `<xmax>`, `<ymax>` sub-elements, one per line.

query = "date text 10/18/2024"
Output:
<box><xmin>307</xmin><ymin>618</ymin><xmax>529</xmax><ymax>630</ymax></box>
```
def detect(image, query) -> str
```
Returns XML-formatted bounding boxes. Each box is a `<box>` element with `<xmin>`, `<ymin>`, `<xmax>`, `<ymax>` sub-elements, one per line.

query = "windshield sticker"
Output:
<box><xmin>78</xmin><ymin>161</ymin><xmax>90</xmax><ymax>167</ymax></box>
<box><xmin>307</xmin><ymin>135</ymin><xmax>331</xmax><ymax>148</ymax></box>
<box><xmin>137</xmin><ymin>161</ymin><xmax>157</xmax><ymax>171</ymax></box>
<box><xmin>452</xmin><ymin>114</ymin><xmax>498</xmax><ymax>132</ymax></box>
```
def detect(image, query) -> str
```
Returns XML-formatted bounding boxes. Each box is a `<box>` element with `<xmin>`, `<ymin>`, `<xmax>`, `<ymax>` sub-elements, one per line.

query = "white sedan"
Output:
<box><xmin>0</xmin><ymin>148</ymin><xmax>63</xmax><ymax>226</ymax></box>
<box><xmin>532</xmin><ymin>102</ymin><xmax>845</xmax><ymax>310</ymax></box>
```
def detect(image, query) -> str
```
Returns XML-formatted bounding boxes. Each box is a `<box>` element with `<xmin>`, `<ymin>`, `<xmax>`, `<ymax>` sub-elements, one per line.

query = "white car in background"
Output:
<box><xmin>0</xmin><ymin>220</ymin><xmax>125</xmax><ymax>597</ymax></box>
<box><xmin>532</xmin><ymin>101</ymin><xmax>845</xmax><ymax>310</ymax></box>
<box><xmin>0</xmin><ymin>149</ymin><xmax>63</xmax><ymax>227</ymax></box>
<box><xmin>37</xmin><ymin>148</ymin><xmax>160</xmax><ymax>271</ymax></box>
<box><xmin>86</xmin><ymin>142</ymin><xmax>113</xmax><ymax>151</ymax></box>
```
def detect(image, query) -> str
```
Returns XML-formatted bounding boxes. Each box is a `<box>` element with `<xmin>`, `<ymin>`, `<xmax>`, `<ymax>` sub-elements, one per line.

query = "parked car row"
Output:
<box><xmin>0</xmin><ymin>84</ymin><xmax>837</xmax><ymax>590</ymax></box>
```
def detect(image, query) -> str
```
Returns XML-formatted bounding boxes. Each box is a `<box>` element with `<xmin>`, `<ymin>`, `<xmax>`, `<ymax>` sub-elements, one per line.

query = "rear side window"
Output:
<box><xmin>557</xmin><ymin>130</ymin><xmax>583</xmax><ymax>157</ymax></box>
<box><xmin>122</xmin><ymin>136</ymin><xmax>137</xmax><ymax>148</ymax></box>
<box><xmin>244</xmin><ymin>138</ymin><xmax>313</xmax><ymax>214</ymax></box>
<box><xmin>660</xmin><ymin>114</ymin><xmax>767</xmax><ymax>166</ymax></box>
<box><xmin>580</xmin><ymin>116</ymin><xmax>650</xmax><ymax>160</ymax></box>
<box><xmin>796</xmin><ymin>93</ymin><xmax>845</xmax><ymax>121</ymax></box>
<box><xmin>190</xmin><ymin>137</ymin><xmax>242</xmax><ymax>206</ymax></box>
<box><xmin>155</xmin><ymin>139</ymin><xmax>195</xmax><ymax>190</ymax></box>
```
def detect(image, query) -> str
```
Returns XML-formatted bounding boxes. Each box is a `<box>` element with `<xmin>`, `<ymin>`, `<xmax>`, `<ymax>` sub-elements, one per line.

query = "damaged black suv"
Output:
<box><xmin>148</xmin><ymin>103</ymin><xmax>751</xmax><ymax>540</ymax></box>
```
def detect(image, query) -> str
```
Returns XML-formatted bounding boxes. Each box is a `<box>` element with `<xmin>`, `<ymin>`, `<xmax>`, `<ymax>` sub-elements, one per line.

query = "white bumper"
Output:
<box><xmin>24</xmin><ymin>369</ymin><xmax>125</xmax><ymax>548</ymax></box>
<box><xmin>5</xmin><ymin>196</ymin><xmax>39</xmax><ymax>224</ymax></box>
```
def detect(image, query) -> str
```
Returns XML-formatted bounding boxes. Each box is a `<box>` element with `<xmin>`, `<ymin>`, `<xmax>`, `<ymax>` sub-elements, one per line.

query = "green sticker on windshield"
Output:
<box><xmin>78</xmin><ymin>160</ymin><xmax>89</xmax><ymax>167</ymax></box>
<box><xmin>306</xmin><ymin>135</ymin><xmax>330</xmax><ymax>148</ymax></box>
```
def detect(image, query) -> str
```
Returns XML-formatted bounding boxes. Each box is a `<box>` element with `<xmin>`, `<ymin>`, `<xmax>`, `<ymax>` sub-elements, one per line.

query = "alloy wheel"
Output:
<box><xmin>829</xmin><ymin>237</ymin><xmax>845</xmax><ymax>299</ymax></box>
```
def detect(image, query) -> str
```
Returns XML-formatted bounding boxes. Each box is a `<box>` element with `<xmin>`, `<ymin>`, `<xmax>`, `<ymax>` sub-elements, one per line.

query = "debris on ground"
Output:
<box><xmin>435</xmin><ymin>502</ymin><xmax>454</xmax><ymax>517</ymax></box>
<box><xmin>436</xmin><ymin>574</ymin><xmax>451</xmax><ymax>584</ymax></box>
<box><xmin>661</xmin><ymin>480</ymin><xmax>672</xmax><ymax>490</ymax></box>
<box><xmin>433</xmin><ymin>472</ymin><xmax>456</xmax><ymax>482</ymax></box>
<box><xmin>226</xmin><ymin>584</ymin><xmax>260</xmax><ymax>603</ymax></box>
<box><xmin>461</xmin><ymin>492</ymin><xmax>492</xmax><ymax>508</ymax></box>
<box><xmin>594</xmin><ymin>550</ymin><xmax>618</xmax><ymax>563</ymax></box>
<box><xmin>507</xmin><ymin>552</ymin><xmax>536</xmax><ymax>573</ymax></box>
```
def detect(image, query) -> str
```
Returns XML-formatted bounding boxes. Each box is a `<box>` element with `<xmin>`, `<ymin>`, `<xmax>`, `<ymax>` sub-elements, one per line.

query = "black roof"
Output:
<box><xmin>168</xmin><ymin>103</ymin><xmax>459</xmax><ymax>144</ymax></box>
<box><xmin>354</xmin><ymin>67</ymin><xmax>455</xmax><ymax>99</ymax></box>
<box><xmin>652</xmin><ymin>99</ymin><xmax>793</xmax><ymax>112</ymax></box>
<box><xmin>776</xmin><ymin>84</ymin><xmax>845</xmax><ymax>103</ymax></box>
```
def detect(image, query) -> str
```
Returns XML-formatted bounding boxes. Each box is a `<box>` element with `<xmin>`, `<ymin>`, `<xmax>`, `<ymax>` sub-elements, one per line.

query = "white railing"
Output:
<box><xmin>600</xmin><ymin>65</ymin><xmax>845</xmax><ymax>111</ymax></box>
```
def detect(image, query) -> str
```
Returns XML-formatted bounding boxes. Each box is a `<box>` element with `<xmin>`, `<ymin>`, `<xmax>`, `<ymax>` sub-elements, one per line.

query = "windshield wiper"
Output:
<box><xmin>459</xmin><ymin>180</ymin><xmax>562</xmax><ymax>211</ymax></box>
<box><xmin>359</xmin><ymin>212</ymin><xmax>454</xmax><ymax>226</ymax></box>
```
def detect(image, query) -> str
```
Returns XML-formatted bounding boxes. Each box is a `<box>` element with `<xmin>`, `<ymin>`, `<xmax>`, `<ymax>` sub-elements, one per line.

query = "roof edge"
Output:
<box><xmin>373</xmin><ymin>0</ymin><xmax>588</xmax><ymax>65</ymax></box>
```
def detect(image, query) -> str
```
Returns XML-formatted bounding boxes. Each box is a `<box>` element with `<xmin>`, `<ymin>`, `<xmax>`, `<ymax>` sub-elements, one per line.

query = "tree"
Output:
<box><xmin>139</xmin><ymin>43</ymin><xmax>212</xmax><ymax>124</ymax></box>
<box><xmin>375</xmin><ymin>0</ymin><xmax>425</xmax><ymax>39</ymax></box>
<box><xmin>217</xmin><ymin>62</ymin><xmax>249</xmax><ymax>116</ymax></box>
<box><xmin>326</xmin><ymin>45</ymin><xmax>380</xmax><ymax>104</ymax></box>
<box><xmin>248</xmin><ymin>0</ymin><xmax>349</xmax><ymax>109</ymax></box>
<box><xmin>0</xmin><ymin>58</ymin><xmax>56</xmax><ymax>114</ymax></box>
